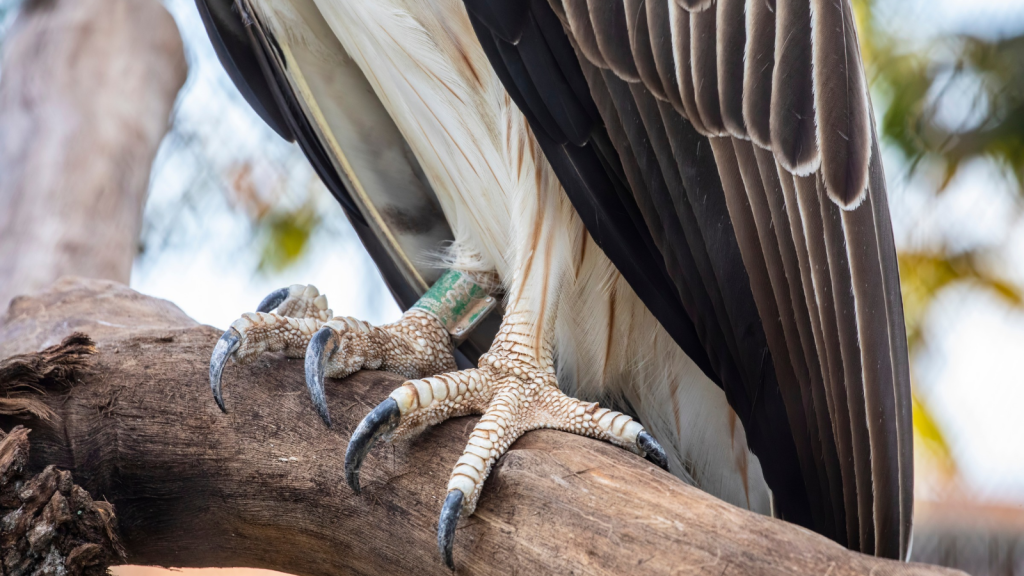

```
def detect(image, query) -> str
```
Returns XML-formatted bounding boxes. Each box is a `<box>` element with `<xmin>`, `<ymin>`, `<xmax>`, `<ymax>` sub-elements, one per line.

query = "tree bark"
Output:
<box><xmin>0</xmin><ymin>425</ymin><xmax>126</xmax><ymax>576</ymax></box>
<box><xmin>0</xmin><ymin>0</ymin><xmax>186</xmax><ymax>310</ymax></box>
<box><xmin>0</xmin><ymin>278</ymin><xmax>965</xmax><ymax>576</ymax></box>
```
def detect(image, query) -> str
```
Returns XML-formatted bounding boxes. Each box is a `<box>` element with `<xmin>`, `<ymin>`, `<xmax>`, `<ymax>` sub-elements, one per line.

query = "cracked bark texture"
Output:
<box><xmin>0</xmin><ymin>278</ymin><xmax>965</xmax><ymax>576</ymax></box>
<box><xmin>0</xmin><ymin>425</ymin><xmax>125</xmax><ymax>576</ymax></box>
<box><xmin>0</xmin><ymin>0</ymin><xmax>186</xmax><ymax>310</ymax></box>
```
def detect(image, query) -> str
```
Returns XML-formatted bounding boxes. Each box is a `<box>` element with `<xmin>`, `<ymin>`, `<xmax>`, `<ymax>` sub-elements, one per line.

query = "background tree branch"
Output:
<box><xmin>0</xmin><ymin>0</ymin><xmax>186</xmax><ymax>310</ymax></box>
<box><xmin>0</xmin><ymin>278</ymin><xmax>965</xmax><ymax>576</ymax></box>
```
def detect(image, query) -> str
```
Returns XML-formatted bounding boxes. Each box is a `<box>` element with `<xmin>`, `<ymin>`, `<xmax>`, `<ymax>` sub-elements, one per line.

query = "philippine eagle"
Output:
<box><xmin>201</xmin><ymin>0</ymin><xmax>912</xmax><ymax>567</ymax></box>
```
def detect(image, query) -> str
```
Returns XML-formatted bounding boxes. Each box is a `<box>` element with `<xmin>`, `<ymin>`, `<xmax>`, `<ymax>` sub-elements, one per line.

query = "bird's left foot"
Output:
<box><xmin>342</xmin><ymin>343</ymin><xmax>668</xmax><ymax>569</ymax></box>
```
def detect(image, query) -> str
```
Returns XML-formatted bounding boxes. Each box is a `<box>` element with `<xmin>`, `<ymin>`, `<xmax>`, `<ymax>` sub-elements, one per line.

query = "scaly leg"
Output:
<box><xmin>337</xmin><ymin>311</ymin><xmax>668</xmax><ymax>569</ymax></box>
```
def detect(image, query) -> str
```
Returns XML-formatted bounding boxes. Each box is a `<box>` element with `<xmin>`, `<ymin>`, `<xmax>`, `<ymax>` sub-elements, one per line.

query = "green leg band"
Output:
<box><xmin>411</xmin><ymin>269</ymin><xmax>498</xmax><ymax>344</ymax></box>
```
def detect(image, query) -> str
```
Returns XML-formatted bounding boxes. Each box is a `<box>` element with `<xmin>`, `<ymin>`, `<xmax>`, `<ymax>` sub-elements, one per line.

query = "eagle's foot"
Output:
<box><xmin>302</xmin><ymin>308</ymin><xmax>457</xmax><ymax>426</ymax></box>
<box><xmin>209</xmin><ymin>285</ymin><xmax>457</xmax><ymax>417</ymax></box>
<box><xmin>344</xmin><ymin>350</ymin><xmax>668</xmax><ymax>569</ymax></box>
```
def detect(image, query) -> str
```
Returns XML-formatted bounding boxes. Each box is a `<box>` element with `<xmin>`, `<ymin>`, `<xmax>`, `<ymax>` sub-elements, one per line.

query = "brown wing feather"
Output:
<box><xmin>562</xmin><ymin>0</ymin><xmax>608</xmax><ymax>68</ymax></box>
<box><xmin>752</xmin><ymin>146</ymin><xmax>835</xmax><ymax>535</ymax></box>
<box><xmin>779</xmin><ymin>168</ymin><xmax>843</xmax><ymax>542</ymax></box>
<box><xmin>676</xmin><ymin>0</ymin><xmax>714</xmax><ymax>12</ymax></box>
<box><xmin>647</xmin><ymin>0</ymin><xmax>685</xmax><ymax>112</ymax></box>
<box><xmin>670</xmin><ymin>3</ymin><xmax>708</xmax><ymax>133</ymax></box>
<box><xmin>811</xmin><ymin>0</ymin><xmax>871</xmax><ymax>207</ymax></box>
<box><xmin>818</xmin><ymin>171</ymin><xmax>875</xmax><ymax>553</ymax></box>
<box><xmin>743</xmin><ymin>0</ymin><xmax>777</xmax><ymax>149</ymax></box>
<box><xmin>690</xmin><ymin>5</ymin><xmax>727</xmax><ymax>135</ymax></box>
<box><xmin>588</xmin><ymin>0</ymin><xmax>641</xmax><ymax>81</ymax></box>
<box><xmin>800</xmin><ymin>172</ymin><xmax>859</xmax><ymax>547</ymax></box>
<box><xmin>716</xmin><ymin>0</ymin><xmax>748</xmax><ymax>138</ymax></box>
<box><xmin>716</xmin><ymin>138</ymin><xmax>830</xmax><ymax>541</ymax></box>
<box><xmin>864</xmin><ymin>126</ymin><xmax>914</xmax><ymax>558</ymax></box>
<box><xmin>733</xmin><ymin>140</ymin><xmax>829</xmax><ymax>535</ymax></box>
<box><xmin>625</xmin><ymin>0</ymin><xmax>667</xmax><ymax>100</ymax></box>
<box><xmin>771</xmin><ymin>0</ymin><xmax>819</xmax><ymax>174</ymax></box>
<box><xmin>841</xmin><ymin>168</ymin><xmax>903</xmax><ymax>559</ymax></box>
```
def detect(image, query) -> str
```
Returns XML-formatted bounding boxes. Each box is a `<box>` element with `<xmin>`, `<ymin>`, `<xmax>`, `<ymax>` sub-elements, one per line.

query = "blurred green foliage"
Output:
<box><xmin>855</xmin><ymin>0</ymin><xmax>1024</xmax><ymax>477</ymax></box>
<box><xmin>899</xmin><ymin>250</ymin><xmax>1024</xmax><ymax>353</ymax></box>
<box><xmin>221</xmin><ymin>159</ymin><xmax>323</xmax><ymax>274</ymax></box>
<box><xmin>256</xmin><ymin>202</ymin><xmax>320</xmax><ymax>273</ymax></box>
<box><xmin>856</xmin><ymin>0</ymin><xmax>1024</xmax><ymax>190</ymax></box>
<box><xmin>898</xmin><ymin>250</ymin><xmax>1023</xmax><ymax>472</ymax></box>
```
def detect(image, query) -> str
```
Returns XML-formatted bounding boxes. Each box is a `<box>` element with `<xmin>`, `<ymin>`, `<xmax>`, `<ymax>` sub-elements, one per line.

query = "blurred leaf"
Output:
<box><xmin>898</xmin><ymin>247</ymin><xmax>1022</xmax><ymax>478</ymax></box>
<box><xmin>226</xmin><ymin>161</ymin><xmax>280</xmax><ymax>220</ymax></box>
<box><xmin>256</xmin><ymin>202</ymin><xmax>319</xmax><ymax>273</ymax></box>
<box><xmin>899</xmin><ymin>249</ymin><xmax>1024</xmax><ymax>352</ymax></box>
<box><xmin>912</xmin><ymin>392</ymin><xmax>957</xmax><ymax>475</ymax></box>
<box><xmin>855</xmin><ymin>0</ymin><xmax>1024</xmax><ymax>193</ymax></box>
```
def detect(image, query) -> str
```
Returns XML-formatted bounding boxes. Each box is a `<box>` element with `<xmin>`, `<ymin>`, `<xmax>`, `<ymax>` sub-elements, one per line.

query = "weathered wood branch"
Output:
<box><xmin>1</xmin><ymin>425</ymin><xmax>125</xmax><ymax>576</ymax></box>
<box><xmin>0</xmin><ymin>278</ymin><xmax>963</xmax><ymax>575</ymax></box>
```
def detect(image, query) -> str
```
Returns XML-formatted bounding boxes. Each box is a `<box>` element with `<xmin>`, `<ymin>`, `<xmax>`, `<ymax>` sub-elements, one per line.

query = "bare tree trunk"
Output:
<box><xmin>0</xmin><ymin>278</ymin><xmax>966</xmax><ymax>576</ymax></box>
<box><xmin>0</xmin><ymin>0</ymin><xmax>186</xmax><ymax>310</ymax></box>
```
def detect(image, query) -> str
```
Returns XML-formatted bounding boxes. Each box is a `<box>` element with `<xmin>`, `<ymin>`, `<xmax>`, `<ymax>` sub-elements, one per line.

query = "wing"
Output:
<box><xmin>462</xmin><ymin>0</ymin><xmax>912</xmax><ymax>558</ymax></box>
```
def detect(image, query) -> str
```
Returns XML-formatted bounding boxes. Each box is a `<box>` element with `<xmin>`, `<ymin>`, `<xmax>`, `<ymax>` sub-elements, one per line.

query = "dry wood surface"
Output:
<box><xmin>0</xmin><ymin>278</ymin><xmax>965</xmax><ymax>576</ymax></box>
<box><xmin>0</xmin><ymin>425</ymin><xmax>125</xmax><ymax>576</ymax></box>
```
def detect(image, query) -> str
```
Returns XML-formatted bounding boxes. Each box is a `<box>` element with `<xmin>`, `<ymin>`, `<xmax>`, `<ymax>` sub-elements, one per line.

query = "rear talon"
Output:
<box><xmin>256</xmin><ymin>287</ymin><xmax>291</xmax><ymax>313</ymax></box>
<box><xmin>274</xmin><ymin>284</ymin><xmax>331</xmax><ymax>319</ymax></box>
<box><xmin>253</xmin><ymin>284</ymin><xmax>334</xmax><ymax>319</ymax></box>
<box><xmin>638</xmin><ymin>430</ymin><xmax>669</xmax><ymax>470</ymax></box>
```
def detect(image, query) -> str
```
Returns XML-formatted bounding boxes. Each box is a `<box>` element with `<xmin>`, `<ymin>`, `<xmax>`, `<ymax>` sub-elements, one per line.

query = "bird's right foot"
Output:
<box><xmin>209</xmin><ymin>284</ymin><xmax>459</xmax><ymax>420</ymax></box>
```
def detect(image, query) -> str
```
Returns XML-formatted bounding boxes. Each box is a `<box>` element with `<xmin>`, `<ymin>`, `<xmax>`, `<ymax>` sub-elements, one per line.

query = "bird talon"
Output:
<box><xmin>305</xmin><ymin>325</ymin><xmax>341</xmax><ymax>427</ymax></box>
<box><xmin>255</xmin><ymin>286</ymin><xmax>291</xmax><ymax>313</ymax></box>
<box><xmin>637</xmin><ymin>430</ymin><xmax>669</xmax><ymax>471</ymax></box>
<box><xmin>344</xmin><ymin>397</ymin><xmax>402</xmax><ymax>494</ymax></box>
<box><xmin>209</xmin><ymin>327</ymin><xmax>241</xmax><ymax>412</ymax></box>
<box><xmin>210</xmin><ymin>285</ymin><xmax>334</xmax><ymax>415</ymax></box>
<box><xmin>438</xmin><ymin>489</ymin><xmax>464</xmax><ymax>570</ymax></box>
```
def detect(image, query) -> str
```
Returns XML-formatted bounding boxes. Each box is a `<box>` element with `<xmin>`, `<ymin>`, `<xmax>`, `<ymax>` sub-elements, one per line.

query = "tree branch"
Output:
<box><xmin>0</xmin><ymin>0</ymin><xmax>186</xmax><ymax>309</ymax></box>
<box><xmin>0</xmin><ymin>278</ymin><xmax>963</xmax><ymax>575</ymax></box>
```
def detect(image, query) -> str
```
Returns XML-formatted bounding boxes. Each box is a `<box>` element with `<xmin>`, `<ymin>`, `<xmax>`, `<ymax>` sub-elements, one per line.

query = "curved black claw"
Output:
<box><xmin>438</xmin><ymin>490</ymin><xmax>463</xmax><ymax>570</ymax></box>
<box><xmin>209</xmin><ymin>328</ymin><xmax>241</xmax><ymax>412</ymax></box>
<box><xmin>344</xmin><ymin>398</ymin><xmax>401</xmax><ymax>494</ymax></box>
<box><xmin>637</xmin><ymin>430</ymin><xmax>669</xmax><ymax>471</ymax></box>
<box><xmin>256</xmin><ymin>287</ymin><xmax>290</xmax><ymax>313</ymax></box>
<box><xmin>305</xmin><ymin>326</ymin><xmax>340</xmax><ymax>427</ymax></box>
